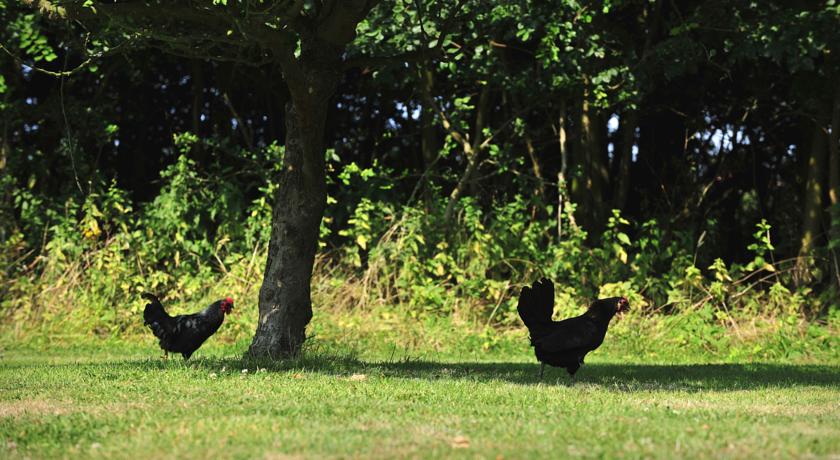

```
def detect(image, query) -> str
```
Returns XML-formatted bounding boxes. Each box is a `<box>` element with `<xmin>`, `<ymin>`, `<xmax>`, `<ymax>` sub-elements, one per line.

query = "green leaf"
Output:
<box><xmin>617</xmin><ymin>233</ymin><xmax>631</xmax><ymax>246</ymax></box>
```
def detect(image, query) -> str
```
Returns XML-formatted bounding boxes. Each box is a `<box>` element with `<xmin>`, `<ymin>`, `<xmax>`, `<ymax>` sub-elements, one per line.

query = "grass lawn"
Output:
<box><xmin>1</xmin><ymin>340</ymin><xmax>839</xmax><ymax>459</ymax></box>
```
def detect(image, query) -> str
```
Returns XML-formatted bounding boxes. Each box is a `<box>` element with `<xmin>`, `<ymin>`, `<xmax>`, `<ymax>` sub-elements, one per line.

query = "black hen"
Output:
<box><xmin>142</xmin><ymin>293</ymin><xmax>234</xmax><ymax>360</ymax></box>
<box><xmin>517</xmin><ymin>278</ymin><xmax>629</xmax><ymax>379</ymax></box>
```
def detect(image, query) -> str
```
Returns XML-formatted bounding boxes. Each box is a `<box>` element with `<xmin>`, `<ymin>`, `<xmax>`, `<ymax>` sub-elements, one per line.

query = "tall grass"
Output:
<box><xmin>1</xmin><ymin>154</ymin><xmax>838</xmax><ymax>362</ymax></box>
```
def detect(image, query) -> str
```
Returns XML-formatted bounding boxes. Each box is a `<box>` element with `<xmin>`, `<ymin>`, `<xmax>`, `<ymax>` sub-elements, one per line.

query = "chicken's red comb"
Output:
<box><xmin>225</xmin><ymin>297</ymin><xmax>234</xmax><ymax>304</ymax></box>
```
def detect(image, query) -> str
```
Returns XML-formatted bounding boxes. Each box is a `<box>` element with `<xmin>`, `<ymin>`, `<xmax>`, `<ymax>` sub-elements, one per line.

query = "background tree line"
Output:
<box><xmin>1</xmin><ymin>1</ymin><xmax>839</xmax><ymax>348</ymax></box>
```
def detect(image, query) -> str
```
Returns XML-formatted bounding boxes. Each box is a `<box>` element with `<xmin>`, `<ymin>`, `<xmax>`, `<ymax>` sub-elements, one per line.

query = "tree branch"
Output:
<box><xmin>343</xmin><ymin>47</ymin><xmax>441</xmax><ymax>71</ymax></box>
<box><xmin>0</xmin><ymin>42</ymin><xmax>93</xmax><ymax>77</ymax></box>
<box><xmin>21</xmin><ymin>0</ymin><xmax>298</xmax><ymax>61</ymax></box>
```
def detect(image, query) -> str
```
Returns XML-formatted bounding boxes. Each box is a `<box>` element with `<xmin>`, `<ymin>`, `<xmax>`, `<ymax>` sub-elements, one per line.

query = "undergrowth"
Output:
<box><xmin>1</xmin><ymin>150</ymin><xmax>839</xmax><ymax>362</ymax></box>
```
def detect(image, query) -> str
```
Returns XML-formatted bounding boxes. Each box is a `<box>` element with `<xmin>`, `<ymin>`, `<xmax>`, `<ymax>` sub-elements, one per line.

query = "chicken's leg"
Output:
<box><xmin>539</xmin><ymin>362</ymin><xmax>545</xmax><ymax>379</ymax></box>
<box><xmin>567</xmin><ymin>364</ymin><xmax>580</xmax><ymax>385</ymax></box>
<box><xmin>162</xmin><ymin>351</ymin><xmax>168</xmax><ymax>360</ymax></box>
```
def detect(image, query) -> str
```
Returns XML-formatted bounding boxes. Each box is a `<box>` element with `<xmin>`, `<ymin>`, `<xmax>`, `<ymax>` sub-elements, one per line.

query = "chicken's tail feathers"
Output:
<box><xmin>517</xmin><ymin>278</ymin><xmax>555</xmax><ymax>338</ymax></box>
<box><xmin>142</xmin><ymin>293</ymin><xmax>172</xmax><ymax>340</ymax></box>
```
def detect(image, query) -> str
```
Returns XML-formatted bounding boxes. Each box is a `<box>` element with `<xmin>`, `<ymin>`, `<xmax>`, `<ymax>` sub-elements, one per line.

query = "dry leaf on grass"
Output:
<box><xmin>348</xmin><ymin>374</ymin><xmax>367</xmax><ymax>382</ymax></box>
<box><xmin>451</xmin><ymin>435</ymin><xmax>470</xmax><ymax>449</ymax></box>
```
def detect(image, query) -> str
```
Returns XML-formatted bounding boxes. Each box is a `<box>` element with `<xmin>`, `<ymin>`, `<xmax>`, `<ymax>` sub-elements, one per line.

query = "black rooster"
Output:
<box><xmin>142</xmin><ymin>293</ymin><xmax>234</xmax><ymax>360</ymax></box>
<box><xmin>517</xmin><ymin>278</ymin><xmax>629</xmax><ymax>379</ymax></box>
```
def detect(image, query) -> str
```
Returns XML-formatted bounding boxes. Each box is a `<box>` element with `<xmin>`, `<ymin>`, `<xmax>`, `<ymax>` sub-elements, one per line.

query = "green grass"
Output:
<box><xmin>1</xmin><ymin>339</ymin><xmax>839</xmax><ymax>459</ymax></box>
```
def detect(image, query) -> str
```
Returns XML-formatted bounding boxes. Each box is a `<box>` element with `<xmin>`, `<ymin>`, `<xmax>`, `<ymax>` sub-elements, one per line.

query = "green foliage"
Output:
<box><xmin>2</xmin><ymin>0</ymin><xmax>839</xmax><ymax>364</ymax></box>
<box><xmin>1</xmin><ymin>148</ymin><xmax>254</xmax><ymax>336</ymax></box>
<box><xmin>1</xmin><ymin>130</ymin><xmax>835</xmax><ymax>363</ymax></box>
<box><xmin>8</xmin><ymin>13</ymin><xmax>58</xmax><ymax>62</ymax></box>
<box><xmin>746</xmin><ymin>219</ymin><xmax>775</xmax><ymax>272</ymax></box>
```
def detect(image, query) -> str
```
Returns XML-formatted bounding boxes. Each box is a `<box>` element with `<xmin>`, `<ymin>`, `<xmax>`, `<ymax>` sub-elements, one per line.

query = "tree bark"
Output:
<box><xmin>508</xmin><ymin>90</ymin><xmax>545</xmax><ymax>198</ymax></box>
<box><xmin>418</xmin><ymin>66</ymin><xmax>440</xmax><ymax>206</ymax></box>
<box><xmin>575</xmin><ymin>87</ymin><xmax>608</xmax><ymax>235</ymax></box>
<box><xmin>190</xmin><ymin>59</ymin><xmax>207</xmax><ymax>162</ymax></box>
<box><xmin>247</xmin><ymin>49</ymin><xmax>337</xmax><ymax>358</ymax></box>
<box><xmin>828</xmin><ymin>82</ymin><xmax>840</xmax><ymax>287</ymax></box>
<box><xmin>0</xmin><ymin>91</ymin><xmax>8</xmax><ymax>237</ymax></box>
<box><xmin>191</xmin><ymin>60</ymin><xmax>204</xmax><ymax>138</ymax></box>
<box><xmin>248</xmin><ymin>98</ymin><xmax>329</xmax><ymax>358</ymax></box>
<box><xmin>614</xmin><ymin>110</ymin><xmax>637</xmax><ymax>211</ymax></box>
<box><xmin>247</xmin><ymin>0</ymin><xmax>373</xmax><ymax>357</ymax></box>
<box><xmin>0</xmin><ymin>97</ymin><xmax>7</xmax><ymax>173</ymax></box>
<box><xmin>795</xmin><ymin>121</ymin><xmax>828</xmax><ymax>283</ymax></box>
<box><xmin>555</xmin><ymin>99</ymin><xmax>576</xmax><ymax>239</ymax></box>
<box><xmin>443</xmin><ymin>83</ymin><xmax>492</xmax><ymax>223</ymax></box>
<box><xmin>420</xmin><ymin>67</ymin><xmax>439</xmax><ymax>170</ymax></box>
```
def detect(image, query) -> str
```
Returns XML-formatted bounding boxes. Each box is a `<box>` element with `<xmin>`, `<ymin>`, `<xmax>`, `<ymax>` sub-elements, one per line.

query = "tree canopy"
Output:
<box><xmin>2</xmin><ymin>0</ymin><xmax>839</xmax><ymax>351</ymax></box>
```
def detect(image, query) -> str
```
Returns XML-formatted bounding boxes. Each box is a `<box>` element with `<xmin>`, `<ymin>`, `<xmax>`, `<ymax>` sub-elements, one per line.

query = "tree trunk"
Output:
<box><xmin>555</xmin><ymin>99</ymin><xmax>576</xmax><ymax>239</ymax></box>
<box><xmin>575</xmin><ymin>88</ymin><xmax>608</xmax><ymax>235</ymax></box>
<box><xmin>795</xmin><ymin>122</ymin><xmax>828</xmax><ymax>283</ymax></box>
<box><xmin>247</xmin><ymin>99</ymin><xmax>329</xmax><ymax>358</ymax></box>
<box><xmin>0</xmin><ymin>109</ymin><xmax>7</xmax><ymax>173</ymax></box>
<box><xmin>636</xmin><ymin>108</ymin><xmax>686</xmax><ymax>215</ymax></box>
<box><xmin>246</xmin><ymin>0</ymin><xmax>375</xmax><ymax>358</ymax></box>
<box><xmin>614</xmin><ymin>110</ymin><xmax>637</xmax><ymax>211</ymax></box>
<box><xmin>829</xmin><ymin>83</ymin><xmax>840</xmax><ymax>287</ymax></box>
<box><xmin>0</xmin><ymin>101</ymin><xmax>8</xmax><ymax>240</ymax></box>
<box><xmin>247</xmin><ymin>42</ymin><xmax>341</xmax><ymax>358</ymax></box>
<box><xmin>508</xmin><ymin>90</ymin><xmax>544</xmax><ymax>198</ymax></box>
<box><xmin>443</xmin><ymin>83</ymin><xmax>492</xmax><ymax>223</ymax></box>
<box><xmin>191</xmin><ymin>60</ymin><xmax>204</xmax><ymax>136</ymax></box>
<box><xmin>420</xmin><ymin>67</ymin><xmax>439</xmax><ymax>169</ymax></box>
<box><xmin>189</xmin><ymin>59</ymin><xmax>207</xmax><ymax>162</ymax></box>
<box><xmin>419</xmin><ymin>67</ymin><xmax>439</xmax><ymax>207</ymax></box>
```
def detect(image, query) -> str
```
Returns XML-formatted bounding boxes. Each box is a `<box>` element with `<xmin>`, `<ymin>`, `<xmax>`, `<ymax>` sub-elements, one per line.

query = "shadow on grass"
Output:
<box><xmin>373</xmin><ymin>360</ymin><xmax>840</xmax><ymax>391</ymax></box>
<box><xmin>5</xmin><ymin>350</ymin><xmax>838</xmax><ymax>391</ymax></box>
<box><xmin>321</xmin><ymin>357</ymin><xmax>839</xmax><ymax>391</ymax></box>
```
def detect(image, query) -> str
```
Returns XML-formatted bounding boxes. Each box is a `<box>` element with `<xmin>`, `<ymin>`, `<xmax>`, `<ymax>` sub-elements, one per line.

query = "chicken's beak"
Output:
<box><xmin>618</xmin><ymin>297</ymin><xmax>630</xmax><ymax>313</ymax></box>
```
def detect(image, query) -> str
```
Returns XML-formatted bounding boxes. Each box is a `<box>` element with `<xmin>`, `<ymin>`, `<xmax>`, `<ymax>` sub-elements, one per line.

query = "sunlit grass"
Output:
<box><xmin>1</xmin><ymin>340</ymin><xmax>838</xmax><ymax>459</ymax></box>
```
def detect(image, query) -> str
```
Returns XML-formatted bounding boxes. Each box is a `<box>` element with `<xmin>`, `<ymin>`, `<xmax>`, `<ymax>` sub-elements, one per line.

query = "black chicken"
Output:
<box><xmin>142</xmin><ymin>293</ymin><xmax>234</xmax><ymax>360</ymax></box>
<box><xmin>517</xmin><ymin>278</ymin><xmax>629</xmax><ymax>379</ymax></box>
